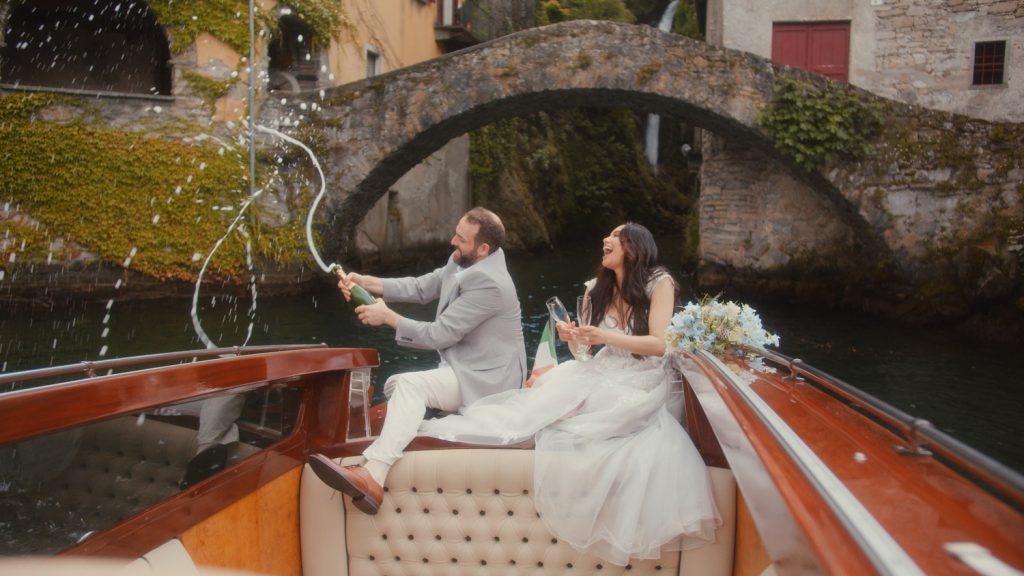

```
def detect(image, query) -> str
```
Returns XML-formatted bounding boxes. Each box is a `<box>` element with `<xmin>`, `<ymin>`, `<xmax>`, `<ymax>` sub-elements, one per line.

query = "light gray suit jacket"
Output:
<box><xmin>381</xmin><ymin>249</ymin><xmax>527</xmax><ymax>405</ymax></box>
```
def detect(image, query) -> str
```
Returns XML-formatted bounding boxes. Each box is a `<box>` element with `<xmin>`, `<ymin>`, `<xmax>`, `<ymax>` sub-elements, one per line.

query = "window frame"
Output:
<box><xmin>971</xmin><ymin>39</ymin><xmax>1008</xmax><ymax>88</ymax></box>
<box><xmin>366</xmin><ymin>46</ymin><xmax>383</xmax><ymax>78</ymax></box>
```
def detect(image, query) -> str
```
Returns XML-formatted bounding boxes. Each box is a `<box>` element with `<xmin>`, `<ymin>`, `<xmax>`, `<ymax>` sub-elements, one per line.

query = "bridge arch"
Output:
<box><xmin>302</xmin><ymin>19</ymin><xmax>1021</xmax><ymax>324</ymax></box>
<box><xmin>307</xmin><ymin>19</ymin><xmax>863</xmax><ymax>255</ymax></box>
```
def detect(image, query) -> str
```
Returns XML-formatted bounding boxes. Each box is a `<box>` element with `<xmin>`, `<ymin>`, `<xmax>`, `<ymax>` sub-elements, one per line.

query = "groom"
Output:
<box><xmin>308</xmin><ymin>206</ymin><xmax>527</xmax><ymax>514</ymax></box>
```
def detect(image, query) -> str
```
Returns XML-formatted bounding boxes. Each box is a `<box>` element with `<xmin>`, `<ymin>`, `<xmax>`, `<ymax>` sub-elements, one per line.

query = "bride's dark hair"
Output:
<box><xmin>588</xmin><ymin>222</ymin><xmax>676</xmax><ymax>336</ymax></box>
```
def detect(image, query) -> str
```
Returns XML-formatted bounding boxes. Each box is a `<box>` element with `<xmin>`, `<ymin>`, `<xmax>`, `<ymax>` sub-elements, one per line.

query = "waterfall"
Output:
<box><xmin>644</xmin><ymin>0</ymin><xmax>680</xmax><ymax>172</ymax></box>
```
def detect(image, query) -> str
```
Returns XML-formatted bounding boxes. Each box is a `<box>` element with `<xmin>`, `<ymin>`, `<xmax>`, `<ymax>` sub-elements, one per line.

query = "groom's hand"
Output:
<box><xmin>355</xmin><ymin>299</ymin><xmax>400</xmax><ymax>328</ymax></box>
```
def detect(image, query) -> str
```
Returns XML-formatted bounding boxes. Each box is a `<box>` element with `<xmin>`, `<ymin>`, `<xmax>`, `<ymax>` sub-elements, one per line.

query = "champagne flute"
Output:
<box><xmin>546</xmin><ymin>296</ymin><xmax>576</xmax><ymax>357</ymax></box>
<box><xmin>576</xmin><ymin>294</ymin><xmax>593</xmax><ymax>360</ymax></box>
<box><xmin>545</xmin><ymin>296</ymin><xmax>571</xmax><ymax>330</ymax></box>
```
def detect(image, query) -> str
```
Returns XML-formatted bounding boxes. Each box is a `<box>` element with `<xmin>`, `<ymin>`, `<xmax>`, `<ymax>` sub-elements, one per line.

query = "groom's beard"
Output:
<box><xmin>454</xmin><ymin>246</ymin><xmax>481</xmax><ymax>268</ymax></box>
<box><xmin>455</xmin><ymin>251</ymin><xmax>478</xmax><ymax>268</ymax></box>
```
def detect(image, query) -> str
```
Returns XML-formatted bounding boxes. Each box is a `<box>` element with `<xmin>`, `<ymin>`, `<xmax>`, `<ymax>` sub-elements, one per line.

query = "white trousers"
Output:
<box><xmin>196</xmin><ymin>394</ymin><xmax>245</xmax><ymax>454</ymax></box>
<box><xmin>362</xmin><ymin>367</ymin><xmax>462</xmax><ymax>471</ymax></box>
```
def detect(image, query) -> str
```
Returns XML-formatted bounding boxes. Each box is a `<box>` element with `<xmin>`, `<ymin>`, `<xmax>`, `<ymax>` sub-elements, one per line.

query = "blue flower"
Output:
<box><xmin>666</xmin><ymin>296</ymin><xmax>780</xmax><ymax>357</ymax></box>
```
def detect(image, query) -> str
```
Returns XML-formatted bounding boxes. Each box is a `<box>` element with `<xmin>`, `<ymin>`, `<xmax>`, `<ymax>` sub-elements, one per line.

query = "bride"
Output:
<box><xmin>419</xmin><ymin>222</ymin><xmax>721</xmax><ymax>566</ymax></box>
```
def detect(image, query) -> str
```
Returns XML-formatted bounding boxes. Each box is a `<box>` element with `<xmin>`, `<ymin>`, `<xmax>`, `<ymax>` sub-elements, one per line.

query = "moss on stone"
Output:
<box><xmin>635</xmin><ymin>63</ymin><xmax>661</xmax><ymax>84</ymax></box>
<box><xmin>323</xmin><ymin>91</ymin><xmax>356</xmax><ymax>107</ymax></box>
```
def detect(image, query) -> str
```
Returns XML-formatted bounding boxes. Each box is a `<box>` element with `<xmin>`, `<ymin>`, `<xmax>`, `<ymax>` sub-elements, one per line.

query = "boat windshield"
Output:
<box><xmin>0</xmin><ymin>385</ymin><xmax>300</xmax><ymax>555</ymax></box>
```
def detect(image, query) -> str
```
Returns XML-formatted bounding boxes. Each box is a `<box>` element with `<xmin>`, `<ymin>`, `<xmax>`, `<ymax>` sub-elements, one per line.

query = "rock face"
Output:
<box><xmin>296</xmin><ymin>19</ymin><xmax>1020</xmax><ymax>339</ymax></box>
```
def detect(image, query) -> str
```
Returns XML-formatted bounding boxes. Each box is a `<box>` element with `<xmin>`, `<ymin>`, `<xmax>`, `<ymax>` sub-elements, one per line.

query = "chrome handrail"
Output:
<box><xmin>746</xmin><ymin>345</ymin><xmax>1024</xmax><ymax>511</ymax></box>
<box><xmin>695</xmin><ymin>350</ymin><xmax>926</xmax><ymax>576</ymax></box>
<box><xmin>0</xmin><ymin>343</ymin><xmax>328</xmax><ymax>387</ymax></box>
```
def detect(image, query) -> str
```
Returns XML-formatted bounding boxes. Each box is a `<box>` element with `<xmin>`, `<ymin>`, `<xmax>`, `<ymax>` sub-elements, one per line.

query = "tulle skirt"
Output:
<box><xmin>418</xmin><ymin>347</ymin><xmax>721</xmax><ymax>565</ymax></box>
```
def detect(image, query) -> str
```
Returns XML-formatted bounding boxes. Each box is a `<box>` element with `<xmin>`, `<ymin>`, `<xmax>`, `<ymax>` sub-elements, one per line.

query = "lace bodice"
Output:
<box><xmin>584</xmin><ymin>270</ymin><xmax>673</xmax><ymax>359</ymax></box>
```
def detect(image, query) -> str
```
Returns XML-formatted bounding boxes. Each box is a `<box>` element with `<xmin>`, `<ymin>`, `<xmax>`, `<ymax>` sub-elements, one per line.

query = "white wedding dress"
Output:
<box><xmin>418</xmin><ymin>277</ymin><xmax>721</xmax><ymax>565</ymax></box>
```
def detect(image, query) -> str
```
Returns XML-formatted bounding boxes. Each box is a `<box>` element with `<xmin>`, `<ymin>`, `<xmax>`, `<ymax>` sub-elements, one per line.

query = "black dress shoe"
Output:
<box><xmin>179</xmin><ymin>444</ymin><xmax>228</xmax><ymax>490</ymax></box>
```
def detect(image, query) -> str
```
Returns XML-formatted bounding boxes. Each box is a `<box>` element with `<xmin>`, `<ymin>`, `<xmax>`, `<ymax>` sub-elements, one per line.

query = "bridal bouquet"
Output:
<box><xmin>665</xmin><ymin>295</ymin><xmax>780</xmax><ymax>356</ymax></box>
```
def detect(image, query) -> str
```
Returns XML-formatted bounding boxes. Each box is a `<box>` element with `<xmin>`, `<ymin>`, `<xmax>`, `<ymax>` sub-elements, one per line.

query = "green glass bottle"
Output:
<box><xmin>330</xmin><ymin>264</ymin><xmax>375</xmax><ymax>308</ymax></box>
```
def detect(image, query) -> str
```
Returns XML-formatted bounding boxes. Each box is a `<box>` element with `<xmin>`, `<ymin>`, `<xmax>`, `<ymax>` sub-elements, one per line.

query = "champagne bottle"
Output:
<box><xmin>330</xmin><ymin>264</ymin><xmax>375</xmax><ymax>307</ymax></box>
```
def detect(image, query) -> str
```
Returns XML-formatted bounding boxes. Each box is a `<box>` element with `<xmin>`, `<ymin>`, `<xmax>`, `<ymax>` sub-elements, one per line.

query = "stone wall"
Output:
<box><xmin>464</xmin><ymin>0</ymin><xmax>537</xmax><ymax>41</ymax></box>
<box><xmin>700</xmin><ymin>0</ymin><xmax>1023</xmax><ymax>338</ymax></box>
<box><xmin>866</xmin><ymin>0</ymin><xmax>1024</xmax><ymax>122</ymax></box>
<box><xmin>354</xmin><ymin>135</ymin><xmax>470</xmax><ymax>266</ymax></box>
<box><xmin>710</xmin><ymin>0</ymin><xmax>1024</xmax><ymax>122</ymax></box>
<box><xmin>698</xmin><ymin>86</ymin><xmax>1023</xmax><ymax>339</ymax></box>
<box><xmin>0</xmin><ymin>0</ymin><xmax>475</xmax><ymax>288</ymax></box>
<box><xmin>698</xmin><ymin>134</ymin><xmax>860</xmax><ymax>274</ymax></box>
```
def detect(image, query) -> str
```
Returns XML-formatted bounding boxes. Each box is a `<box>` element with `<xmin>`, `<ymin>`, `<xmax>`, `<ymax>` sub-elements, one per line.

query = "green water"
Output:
<box><xmin>1</xmin><ymin>243</ymin><xmax>1022</xmax><ymax>473</ymax></box>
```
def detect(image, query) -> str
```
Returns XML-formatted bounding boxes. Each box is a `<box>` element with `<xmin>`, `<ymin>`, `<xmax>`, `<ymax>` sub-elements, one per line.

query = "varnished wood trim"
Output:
<box><xmin>62</xmin><ymin>433</ymin><xmax>306</xmax><ymax>558</ymax></box>
<box><xmin>8</xmin><ymin>348</ymin><xmax>376</xmax><ymax>560</ymax></box>
<box><xmin>683</xmin><ymin>378</ymin><xmax>728</xmax><ymax>468</ymax></box>
<box><xmin>0</xmin><ymin>348</ymin><xmax>378</xmax><ymax>446</ymax></box>
<box><xmin>181</xmin><ymin>467</ymin><xmax>303</xmax><ymax>576</ymax></box>
<box><xmin>680</xmin><ymin>355</ymin><xmax>835</xmax><ymax>574</ymax></box>
<box><xmin>733</xmin><ymin>490</ymin><xmax>771</xmax><ymax>576</ymax></box>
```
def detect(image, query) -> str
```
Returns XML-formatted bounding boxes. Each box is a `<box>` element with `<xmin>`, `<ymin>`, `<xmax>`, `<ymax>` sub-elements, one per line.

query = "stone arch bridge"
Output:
<box><xmin>298</xmin><ymin>20</ymin><xmax>1021</xmax><ymax>329</ymax></box>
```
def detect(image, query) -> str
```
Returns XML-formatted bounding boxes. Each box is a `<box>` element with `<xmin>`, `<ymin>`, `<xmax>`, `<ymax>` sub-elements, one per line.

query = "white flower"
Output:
<box><xmin>665</xmin><ymin>295</ymin><xmax>780</xmax><ymax>357</ymax></box>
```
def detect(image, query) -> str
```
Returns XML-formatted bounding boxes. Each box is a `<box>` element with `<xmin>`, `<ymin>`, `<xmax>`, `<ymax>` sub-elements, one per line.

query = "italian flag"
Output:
<box><xmin>525</xmin><ymin>320</ymin><xmax>558</xmax><ymax>388</ymax></box>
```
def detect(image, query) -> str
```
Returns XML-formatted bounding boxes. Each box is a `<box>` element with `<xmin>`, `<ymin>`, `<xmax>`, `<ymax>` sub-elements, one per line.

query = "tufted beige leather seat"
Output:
<box><xmin>1</xmin><ymin>416</ymin><xmax>257</xmax><ymax>555</ymax></box>
<box><xmin>300</xmin><ymin>449</ymin><xmax>736</xmax><ymax>576</ymax></box>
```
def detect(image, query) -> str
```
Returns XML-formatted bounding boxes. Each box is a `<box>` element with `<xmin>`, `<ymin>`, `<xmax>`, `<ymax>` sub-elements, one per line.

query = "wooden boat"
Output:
<box><xmin>0</xmin><ymin>343</ymin><xmax>1021</xmax><ymax>575</ymax></box>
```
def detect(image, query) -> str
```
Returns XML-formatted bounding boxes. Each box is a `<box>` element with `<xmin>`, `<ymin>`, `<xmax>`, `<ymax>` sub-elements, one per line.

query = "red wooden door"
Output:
<box><xmin>772</xmin><ymin>23</ymin><xmax>850</xmax><ymax>83</ymax></box>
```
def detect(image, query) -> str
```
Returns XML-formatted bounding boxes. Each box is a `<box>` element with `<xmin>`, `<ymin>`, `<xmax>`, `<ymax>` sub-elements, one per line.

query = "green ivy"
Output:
<box><xmin>1</xmin><ymin>218</ymin><xmax>58</xmax><ymax>261</ymax></box>
<box><xmin>279</xmin><ymin>0</ymin><xmax>356</xmax><ymax>47</ymax></box>
<box><xmin>536</xmin><ymin>0</ymin><xmax>635</xmax><ymax>25</ymax></box>
<box><xmin>147</xmin><ymin>0</ymin><xmax>270</xmax><ymax>55</ymax></box>
<box><xmin>0</xmin><ymin>93</ymin><xmax>311</xmax><ymax>280</ymax></box>
<box><xmin>471</xmin><ymin>108</ymin><xmax>691</xmax><ymax>246</ymax></box>
<box><xmin>759</xmin><ymin>77</ymin><xmax>882</xmax><ymax>171</ymax></box>
<box><xmin>0</xmin><ymin>92</ymin><xmax>72</xmax><ymax>119</ymax></box>
<box><xmin>181</xmin><ymin>69</ymin><xmax>235</xmax><ymax>109</ymax></box>
<box><xmin>146</xmin><ymin>0</ymin><xmax>351</xmax><ymax>55</ymax></box>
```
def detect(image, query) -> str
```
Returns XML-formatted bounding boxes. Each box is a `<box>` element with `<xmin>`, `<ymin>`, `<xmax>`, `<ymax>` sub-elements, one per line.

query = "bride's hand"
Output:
<box><xmin>555</xmin><ymin>320</ymin><xmax>577</xmax><ymax>343</ymax></box>
<box><xmin>574</xmin><ymin>325</ymin><xmax>606</xmax><ymax>347</ymax></box>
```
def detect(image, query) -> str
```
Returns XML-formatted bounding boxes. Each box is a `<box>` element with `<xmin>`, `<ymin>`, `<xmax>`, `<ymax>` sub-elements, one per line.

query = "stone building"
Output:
<box><xmin>706</xmin><ymin>0</ymin><xmax>1022</xmax><ymax>121</ymax></box>
<box><xmin>697</xmin><ymin>0</ymin><xmax>1023</xmax><ymax>320</ymax></box>
<box><xmin>0</xmin><ymin>0</ymin><xmax>532</xmax><ymax>275</ymax></box>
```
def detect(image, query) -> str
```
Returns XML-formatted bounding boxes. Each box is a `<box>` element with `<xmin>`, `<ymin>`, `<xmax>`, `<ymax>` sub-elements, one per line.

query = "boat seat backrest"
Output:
<box><xmin>300</xmin><ymin>448</ymin><xmax>736</xmax><ymax>576</ymax></box>
<box><xmin>3</xmin><ymin>416</ymin><xmax>258</xmax><ymax>554</ymax></box>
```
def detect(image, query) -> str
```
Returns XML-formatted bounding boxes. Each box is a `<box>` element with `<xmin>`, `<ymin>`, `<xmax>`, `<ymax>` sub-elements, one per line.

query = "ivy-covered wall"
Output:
<box><xmin>147</xmin><ymin>0</ymin><xmax>349</xmax><ymax>55</ymax></box>
<box><xmin>0</xmin><ymin>93</ymin><xmax>310</xmax><ymax>281</ymax></box>
<box><xmin>0</xmin><ymin>0</ymin><xmax>355</xmax><ymax>289</ymax></box>
<box><xmin>699</xmin><ymin>68</ymin><xmax>1024</xmax><ymax>342</ymax></box>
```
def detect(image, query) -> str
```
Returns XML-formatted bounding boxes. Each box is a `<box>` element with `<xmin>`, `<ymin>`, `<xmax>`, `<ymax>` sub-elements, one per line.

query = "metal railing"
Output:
<box><xmin>747</xmin><ymin>345</ymin><xmax>1024</xmax><ymax>512</ymax></box>
<box><xmin>696</xmin><ymin>349</ymin><xmax>926</xmax><ymax>575</ymax></box>
<box><xmin>0</xmin><ymin>344</ymin><xmax>327</xmax><ymax>388</ymax></box>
